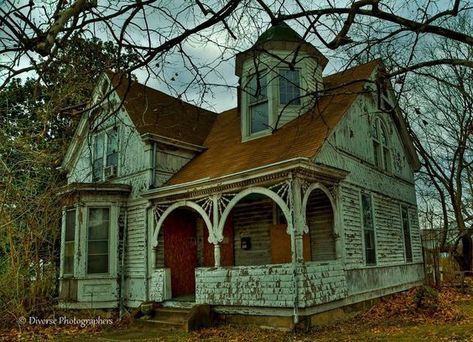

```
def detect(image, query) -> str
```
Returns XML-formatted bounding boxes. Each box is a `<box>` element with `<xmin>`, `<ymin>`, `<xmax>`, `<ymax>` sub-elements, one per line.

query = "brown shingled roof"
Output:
<box><xmin>109</xmin><ymin>74</ymin><xmax>217</xmax><ymax>146</ymax></box>
<box><xmin>168</xmin><ymin>60</ymin><xmax>381</xmax><ymax>185</ymax></box>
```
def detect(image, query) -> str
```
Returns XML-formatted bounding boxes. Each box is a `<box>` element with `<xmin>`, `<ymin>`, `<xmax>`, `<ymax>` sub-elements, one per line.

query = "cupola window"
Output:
<box><xmin>248</xmin><ymin>72</ymin><xmax>268</xmax><ymax>134</ymax></box>
<box><xmin>279</xmin><ymin>69</ymin><xmax>301</xmax><ymax>105</ymax></box>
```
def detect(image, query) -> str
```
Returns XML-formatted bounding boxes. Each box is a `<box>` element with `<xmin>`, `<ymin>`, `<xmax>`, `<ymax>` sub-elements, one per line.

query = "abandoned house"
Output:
<box><xmin>58</xmin><ymin>23</ymin><xmax>424</xmax><ymax>327</ymax></box>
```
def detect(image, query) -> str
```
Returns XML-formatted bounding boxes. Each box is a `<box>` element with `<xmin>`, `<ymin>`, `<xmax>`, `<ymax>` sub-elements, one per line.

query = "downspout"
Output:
<box><xmin>119</xmin><ymin>208</ymin><xmax>128</xmax><ymax>318</ymax></box>
<box><xmin>288</xmin><ymin>173</ymin><xmax>299</xmax><ymax>325</ymax></box>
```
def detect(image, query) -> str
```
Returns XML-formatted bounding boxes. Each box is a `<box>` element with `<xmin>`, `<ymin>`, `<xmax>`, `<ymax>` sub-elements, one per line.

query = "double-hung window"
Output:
<box><xmin>63</xmin><ymin>209</ymin><xmax>76</xmax><ymax>276</ymax></box>
<box><xmin>361</xmin><ymin>193</ymin><xmax>376</xmax><ymax>265</ymax></box>
<box><xmin>87</xmin><ymin>208</ymin><xmax>110</xmax><ymax>274</ymax></box>
<box><xmin>279</xmin><ymin>69</ymin><xmax>301</xmax><ymax>105</ymax></box>
<box><xmin>92</xmin><ymin>126</ymin><xmax>119</xmax><ymax>181</ymax></box>
<box><xmin>401</xmin><ymin>206</ymin><xmax>413</xmax><ymax>262</ymax></box>
<box><xmin>248</xmin><ymin>72</ymin><xmax>268</xmax><ymax>134</ymax></box>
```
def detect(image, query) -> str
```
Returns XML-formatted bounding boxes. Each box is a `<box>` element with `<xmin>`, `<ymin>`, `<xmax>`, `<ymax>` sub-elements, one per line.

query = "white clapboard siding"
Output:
<box><xmin>340</xmin><ymin>185</ymin><xmax>364</xmax><ymax>268</ymax></box>
<box><xmin>125</xmin><ymin>203</ymin><xmax>147</xmax><ymax>277</ymax></box>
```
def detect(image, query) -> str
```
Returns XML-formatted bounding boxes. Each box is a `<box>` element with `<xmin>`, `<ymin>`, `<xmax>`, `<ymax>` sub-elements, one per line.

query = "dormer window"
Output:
<box><xmin>371</xmin><ymin>118</ymin><xmax>391</xmax><ymax>172</ymax></box>
<box><xmin>248</xmin><ymin>72</ymin><xmax>269</xmax><ymax>134</ymax></box>
<box><xmin>279</xmin><ymin>69</ymin><xmax>301</xmax><ymax>105</ymax></box>
<box><xmin>92</xmin><ymin>126</ymin><xmax>119</xmax><ymax>181</ymax></box>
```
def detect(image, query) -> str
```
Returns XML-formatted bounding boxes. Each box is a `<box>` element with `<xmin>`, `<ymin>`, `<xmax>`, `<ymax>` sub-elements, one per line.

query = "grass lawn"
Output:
<box><xmin>5</xmin><ymin>287</ymin><xmax>473</xmax><ymax>341</ymax></box>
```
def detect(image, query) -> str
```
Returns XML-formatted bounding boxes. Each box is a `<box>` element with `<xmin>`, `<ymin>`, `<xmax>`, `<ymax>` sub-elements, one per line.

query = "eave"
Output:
<box><xmin>141</xmin><ymin>157</ymin><xmax>348</xmax><ymax>201</ymax></box>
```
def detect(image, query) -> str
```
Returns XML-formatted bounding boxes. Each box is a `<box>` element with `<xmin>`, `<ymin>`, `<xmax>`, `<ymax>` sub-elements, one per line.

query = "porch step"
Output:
<box><xmin>136</xmin><ymin>304</ymin><xmax>211</xmax><ymax>331</ymax></box>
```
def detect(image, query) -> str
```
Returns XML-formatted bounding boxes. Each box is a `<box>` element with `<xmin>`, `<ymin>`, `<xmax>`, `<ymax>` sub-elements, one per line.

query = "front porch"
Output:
<box><xmin>146</xmin><ymin>160</ymin><xmax>349</xmax><ymax>311</ymax></box>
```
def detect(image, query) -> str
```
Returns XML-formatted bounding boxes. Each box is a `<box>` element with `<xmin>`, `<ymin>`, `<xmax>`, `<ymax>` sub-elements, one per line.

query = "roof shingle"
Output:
<box><xmin>168</xmin><ymin>60</ymin><xmax>380</xmax><ymax>185</ymax></box>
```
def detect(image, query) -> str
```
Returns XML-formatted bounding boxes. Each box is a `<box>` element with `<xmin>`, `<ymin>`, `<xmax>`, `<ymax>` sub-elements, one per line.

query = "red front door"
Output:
<box><xmin>163</xmin><ymin>211</ymin><xmax>197</xmax><ymax>297</ymax></box>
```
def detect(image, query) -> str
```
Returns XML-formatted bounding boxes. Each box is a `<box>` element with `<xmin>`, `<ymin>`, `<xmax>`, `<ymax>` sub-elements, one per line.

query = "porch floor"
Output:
<box><xmin>161</xmin><ymin>295</ymin><xmax>196</xmax><ymax>309</ymax></box>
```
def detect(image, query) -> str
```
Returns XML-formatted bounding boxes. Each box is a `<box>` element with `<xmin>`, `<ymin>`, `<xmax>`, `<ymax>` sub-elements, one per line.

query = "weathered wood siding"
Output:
<box><xmin>233</xmin><ymin>199</ymin><xmax>273</xmax><ymax>266</ymax></box>
<box><xmin>124</xmin><ymin>200</ymin><xmax>147</xmax><ymax>305</ymax></box>
<box><xmin>155</xmin><ymin>148</ymin><xmax>195</xmax><ymax>186</ymax></box>
<box><xmin>195</xmin><ymin>261</ymin><xmax>347</xmax><ymax>308</ymax></box>
<box><xmin>298</xmin><ymin>261</ymin><xmax>347</xmax><ymax>308</ymax></box>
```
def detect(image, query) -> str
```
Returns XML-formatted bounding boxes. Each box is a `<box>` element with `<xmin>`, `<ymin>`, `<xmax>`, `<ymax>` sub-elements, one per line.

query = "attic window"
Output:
<box><xmin>92</xmin><ymin>126</ymin><xmax>119</xmax><ymax>181</ymax></box>
<box><xmin>279</xmin><ymin>69</ymin><xmax>301</xmax><ymax>105</ymax></box>
<box><xmin>248</xmin><ymin>71</ymin><xmax>268</xmax><ymax>134</ymax></box>
<box><xmin>371</xmin><ymin>118</ymin><xmax>391</xmax><ymax>172</ymax></box>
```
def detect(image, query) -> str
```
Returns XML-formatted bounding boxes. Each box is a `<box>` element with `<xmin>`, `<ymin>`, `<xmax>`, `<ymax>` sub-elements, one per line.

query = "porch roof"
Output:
<box><xmin>57</xmin><ymin>182</ymin><xmax>132</xmax><ymax>196</ymax></box>
<box><xmin>167</xmin><ymin>60</ymin><xmax>380</xmax><ymax>186</ymax></box>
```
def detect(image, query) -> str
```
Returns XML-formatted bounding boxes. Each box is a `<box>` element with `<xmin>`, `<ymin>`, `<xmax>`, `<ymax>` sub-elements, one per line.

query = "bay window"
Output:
<box><xmin>87</xmin><ymin>208</ymin><xmax>110</xmax><ymax>274</ymax></box>
<box><xmin>63</xmin><ymin>209</ymin><xmax>76</xmax><ymax>275</ymax></box>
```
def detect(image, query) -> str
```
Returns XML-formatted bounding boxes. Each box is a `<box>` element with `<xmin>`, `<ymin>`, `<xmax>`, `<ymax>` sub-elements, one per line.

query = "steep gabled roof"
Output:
<box><xmin>168</xmin><ymin>60</ymin><xmax>382</xmax><ymax>185</ymax></box>
<box><xmin>109</xmin><ymin>74</ymin><xmax>217</xmax><ymax>146</ymax></box>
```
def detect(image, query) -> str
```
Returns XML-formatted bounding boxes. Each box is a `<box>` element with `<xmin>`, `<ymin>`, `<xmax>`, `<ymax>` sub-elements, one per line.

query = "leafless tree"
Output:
<box><xmin>2</xmin><ymin>0</ymin><xmax>473</xmax><ymax>102</ymax></box>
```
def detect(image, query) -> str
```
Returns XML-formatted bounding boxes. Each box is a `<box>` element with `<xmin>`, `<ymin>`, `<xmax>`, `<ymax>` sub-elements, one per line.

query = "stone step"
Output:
<box><xmin>135</xmin><ymin>318</ymin><xmax>185</xmax><ymax>330</ymax></box>
<box><xmin>152</xmin><ymin>307</ymin><xmax>190</xmax><ymax>323</ymax></box>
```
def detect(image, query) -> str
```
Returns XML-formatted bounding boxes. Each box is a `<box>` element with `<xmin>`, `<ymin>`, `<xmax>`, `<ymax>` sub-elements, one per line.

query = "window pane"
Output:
<box><xmin>88</xmin><ymin>241</ymin><xmax>108</xmax><ymax>255</ymax></box>
<box><xmin>87</xmin><ymin>255</ymin><xmax>109</xmax><ymax>274</ymax></box>
<box><xmin>248</xmin><ymin>73</ymin><xmax>267</xmax><ymax>104</ymax></box>
<box><xmin>250</xmin><ymin>102</ymin><xmax>268</xmax><ymax>134</ymax></box>
<box><xmin>107</xmin><ymin>128</ymin><xmax>118</xmax><ymax>155</ymax></box>
<box><xmin>402</xmin><ymin>207</ymin><xmax>413</xmax><ymax>262</ymax></box>
<box><xmin>380</xmin><ymin>123</ymin><xmax>388</xmax><ymax>145</ymax></box>
<box><xmin>64</xmin><ymin>257</ymin><xmax>74</xmax><ymax>275</ymax></box>
<box><xmin>106</xmin><ymin>152</ymin><xmax>118</xmax><ymax>168</ymax></box>
<box><xmin>361</xmin><ymin>193</ymin><xmax>376</xmax><ymax>265</ymax></box>
<box><xmin>65</xmin><ymin>209</ymin><xmax>75</xmax><ymax>241</ymax></box>
<box><xmin>373</xmin><ymin>141</ymin><xmax>381</xmax><ymax>167</ymax></box>
<box><xmin>94</xmin><ymin>133</ymin><xmax>105</xmax><ymax>159</ymax></box>
<box><xmin>383</xmin><ymin>147</ymin><xmax>391</xmax><ymax>172</ymax></box>
<box><xmin>279</xmin><ymin>69</ymin><xmax>301</xmax><ymax>105</ymax></box>
<box><xmin>87</xmin><ymin>208</ymin><xmax>110</xmax><ymax>274</ymax></box>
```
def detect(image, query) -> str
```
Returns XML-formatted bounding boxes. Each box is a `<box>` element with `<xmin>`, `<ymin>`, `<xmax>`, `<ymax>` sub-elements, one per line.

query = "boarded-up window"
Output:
<box><xmin>401</xmin><ymin>206</ymin><xmax>413</xmax><ymax>262</ymax></box>
<box><xmin>361</xmin><ymin>193</ymin><xmax>376</xmax><ymax>265</ymax></box>
<box><xmin>87</xmin><ymin>208</ymin><xmax>110</xmax><ymax>274</ymax></box>
<box><xmin>306</xmin><ymin>189</ymin><xmax>336</xmax><ymax>261</ymax></box>
<box><xmin>63</xmin><ymin>209</ymin><xmax>76</xmax><ymax>275</ymax></box>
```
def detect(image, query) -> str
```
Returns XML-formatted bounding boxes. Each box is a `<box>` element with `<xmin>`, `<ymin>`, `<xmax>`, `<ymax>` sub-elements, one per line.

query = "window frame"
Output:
<box><xmin>371</xmin><ymin>117</ymin><xmax>391</xmax><ymax>172</ymax></box>
<box><xmin>62</xmin><ymin>208</ymin><xmax>77</xmax><ymax>277</ymax></box>
<box><xmin>92</xmin><ymin>125</ymin><xmax>119</xmax><ymax>182</ymax></box>
<box><xmin>401</xmin><ymin>205</ymin><xmax>413</xmax><ymax>263</ymax></box>
<box><xmin>246</xmin><ymin>70</ymin><xmax>270</xmax><ymax>136</ymax></box>
<box><xmin>86</xmin><ymin>207</ymin><xmax>111</xmax><ymax>275</ymax></box>
<box><xmin>360</xmin><ymin>192</ymin><xmax>377</xmax><ymax>266</ymax></box>
<box><xmin>278</xmin><ymin>68</ymin><xmax>301</xmax><ymax>106</ymax></box>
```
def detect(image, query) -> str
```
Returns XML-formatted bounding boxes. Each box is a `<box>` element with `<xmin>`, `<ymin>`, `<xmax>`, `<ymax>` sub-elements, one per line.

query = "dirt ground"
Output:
<box><xmin>3</xmin><ymin>286</ymin><xmax>473</xmax><ymax>341</ymax></box>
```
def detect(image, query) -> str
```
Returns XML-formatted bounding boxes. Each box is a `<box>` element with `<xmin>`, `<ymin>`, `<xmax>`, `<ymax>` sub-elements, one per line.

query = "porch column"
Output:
<box><xmin>290</xmin><ymin>176</ymin><xmax>305</xmax><ymax>263</ymax></box>
<box><xmin>212</xmin><ymin>194</ymin><xmax>221</xmax><ymax>267</ymax></box>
